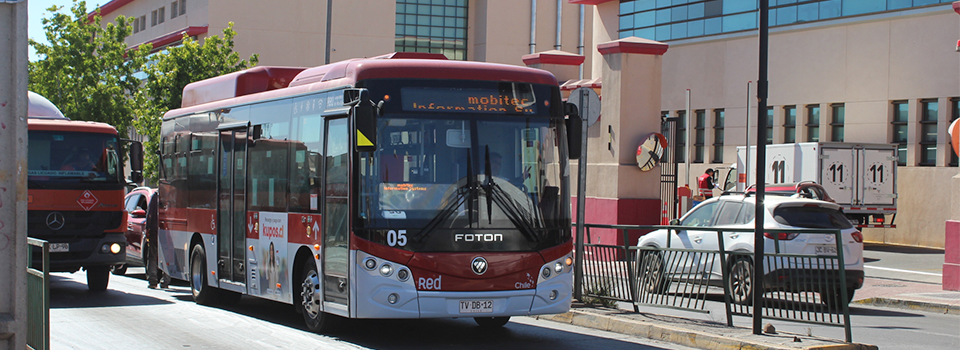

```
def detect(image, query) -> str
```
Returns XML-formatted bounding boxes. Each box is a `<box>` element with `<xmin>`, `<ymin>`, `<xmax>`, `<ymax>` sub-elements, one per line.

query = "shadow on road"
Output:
<box><xmin>864</xmin><ymin>243</ymin><xmax>944</xmax><ymax>255</ymax></box>
<box><xmin>198</xmin><ymin>295</ymin><xmax>675</xmax><ymax>350</ymax></box>
<box><xmin>49</xmin><ymin>273</ymin><xmax>183</xmax><ymax>309</ymax></box>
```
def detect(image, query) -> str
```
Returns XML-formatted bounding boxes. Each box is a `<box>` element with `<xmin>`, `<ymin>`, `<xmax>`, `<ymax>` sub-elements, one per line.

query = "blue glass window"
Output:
<box><xmin>842</xmin><ymin>0</ymin><xmax>886</xmax><ymax>16</ymax></box>
<box><xmin>722</xmin><ymin>12</ymin><xmax>757</xmax><ymax>33</ymax></box>
<box><xmin>775</xmin><ymin>6</ymin><xmax>797</xmax><ymax>25</ymax></box>
<box><xmin>396</xmin><ymin>0</ymin><xmax>467</xmax><ymax>60</ymax></box>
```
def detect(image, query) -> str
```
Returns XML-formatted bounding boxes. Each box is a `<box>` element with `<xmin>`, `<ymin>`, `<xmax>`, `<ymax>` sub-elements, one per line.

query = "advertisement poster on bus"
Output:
<box><xmin>258</xmin><ymin>212</ymin><xmax>289</xmax><ymax>301</ymax></box>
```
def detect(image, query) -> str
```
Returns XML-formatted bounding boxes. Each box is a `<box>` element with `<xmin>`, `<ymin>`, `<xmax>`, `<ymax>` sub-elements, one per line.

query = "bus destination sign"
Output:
<box><xmin>402</xmin><ymin>88</ymin><xmax>536</xmax><ymax>114</ymax></box>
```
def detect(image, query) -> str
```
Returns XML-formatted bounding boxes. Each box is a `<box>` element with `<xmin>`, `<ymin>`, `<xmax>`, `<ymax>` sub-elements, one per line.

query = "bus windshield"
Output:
<box><xmin>27</xmin><ymin>131</ymin><xmax>123</xmax><ymax>185</ymax></box>
<box><xmin>357</xmin><ymin>114</ymin><xmax>570</xmax><ymax>252</ymax></box>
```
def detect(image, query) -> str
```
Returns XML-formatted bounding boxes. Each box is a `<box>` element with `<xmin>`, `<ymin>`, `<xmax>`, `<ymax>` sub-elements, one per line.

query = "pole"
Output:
<box><xmin>324</xmin><ymin>0</ymin><xmax>332</xmax><ymax>64</ymax></box>
<box><xmin>573</xmin><ymin>89</ymin><xmax>590</xmax><ymax>301</ymax></box>
<box><xmin>685</xmin><ymin>89</ymin><xmax>692</xmax><ymax>188</ymax></box>
<box><xmin>753</xmin><ymin>1</ymin><xmax>770</xmax><ymax>335</ymax></box>
<box><xmin>0</xmin><ymin>1</ymin><xmax>30</xmax><ymax>348</ymax></box>
<box><xmin>745</xmin><ymin>82</ymin><xmax>752</xmax><ymax>188</ymax></box>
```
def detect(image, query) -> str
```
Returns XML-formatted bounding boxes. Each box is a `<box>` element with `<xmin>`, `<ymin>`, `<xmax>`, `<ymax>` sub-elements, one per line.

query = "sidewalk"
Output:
<box><xmin>537</xmin><ymin>303</ymin><xmax>879</xmax><ymax>350</ymax></box>
<box><xmin>853</xmin><ymin>277</ymin><xmax>960</xmax><ymax>315</ymax></box>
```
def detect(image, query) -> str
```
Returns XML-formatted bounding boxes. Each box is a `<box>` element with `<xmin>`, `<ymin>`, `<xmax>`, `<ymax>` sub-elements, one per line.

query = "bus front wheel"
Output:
<box><xmin>190</xmin><ymin>244</ymin><xmax>218</xmax><ymax>305</ymax></box>
<box><xmin>300</xmin><ymin>259</ymin><xmax>332</xmax><ymax>333</ymax></box>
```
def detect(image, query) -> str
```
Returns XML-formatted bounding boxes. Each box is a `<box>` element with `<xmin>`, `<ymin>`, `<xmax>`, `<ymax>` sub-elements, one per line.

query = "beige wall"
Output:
<box><xmin>639</xmin><ymin>7</ymin><xmax>960</xmax><ymax>248</ymax></box>
<box><xmin>105</xmin><ymin>0</ymin><xmax>211</xmax><ymax>48</ymax></box>
<box><xmin>473</xmin><ymin>0</ymin><xmax>593</xmax><ymax>79</ymax></box>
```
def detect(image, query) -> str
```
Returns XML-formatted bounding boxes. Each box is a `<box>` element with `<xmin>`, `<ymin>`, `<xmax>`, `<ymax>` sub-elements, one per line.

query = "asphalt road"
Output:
<box><xmin>49</xmin><ymin>268</ymin><xmax>695</xmax><ymax>350</ymax></box>
<box><xmin>862</xmin><ymin>242</ymin><xmax>945</xmax><ymax>284</ymax></box>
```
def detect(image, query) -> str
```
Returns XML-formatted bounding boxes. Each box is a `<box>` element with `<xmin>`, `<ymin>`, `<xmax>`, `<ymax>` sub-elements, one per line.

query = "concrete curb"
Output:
<box><xmin>854</xmin><ymin>297</ymin><xmax>960</xmax><ymax>315</ymax></box>
<box><xmin>536</xmin><ymin>309</ymin><xmax>878</xmax><ymax>350</ymax></box>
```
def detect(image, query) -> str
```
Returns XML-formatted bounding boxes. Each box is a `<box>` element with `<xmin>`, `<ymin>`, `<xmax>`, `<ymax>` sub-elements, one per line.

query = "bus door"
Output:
<box><xmin>322</xmin><ymin>117</ymin><xmax>350</xmax><ymax>311</ymax></box>
<box><xmin>217</xmin><ymin>124</ymin><xmax>249</xmax><ymax>287</ymax></box>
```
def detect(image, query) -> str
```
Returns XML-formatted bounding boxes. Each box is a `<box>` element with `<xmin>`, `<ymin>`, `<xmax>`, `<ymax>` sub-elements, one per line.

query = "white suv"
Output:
<box><xmin>637</xmin><ymin>194</ymin><xmax>864</xmax><ymax>306</ymax></box>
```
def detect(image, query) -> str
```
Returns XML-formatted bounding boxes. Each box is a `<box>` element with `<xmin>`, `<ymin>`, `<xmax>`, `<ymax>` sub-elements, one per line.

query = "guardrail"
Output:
<box><xmin>575</xmin><ymin>223</ymin><xmax>854</xmax><ymax>343</ymax></box>
<box><xmin>27</xmin><ymin>238</ymin><xmax>50</xmax><ymax>350</ymax></box>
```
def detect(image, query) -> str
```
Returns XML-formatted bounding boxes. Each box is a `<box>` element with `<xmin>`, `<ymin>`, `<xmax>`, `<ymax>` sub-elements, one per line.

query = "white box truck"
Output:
<box><xmin>722</xmin><ymin>142</ymin><xmax>897</xmax><ymax>228</ymax></box>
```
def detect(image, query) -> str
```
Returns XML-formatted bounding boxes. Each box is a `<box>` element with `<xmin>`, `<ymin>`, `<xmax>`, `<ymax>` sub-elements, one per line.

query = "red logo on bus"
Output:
<box><xmin>77</xmin><ymin>190</ymin><xmax>99</xmax><ymax>211</ymax></box>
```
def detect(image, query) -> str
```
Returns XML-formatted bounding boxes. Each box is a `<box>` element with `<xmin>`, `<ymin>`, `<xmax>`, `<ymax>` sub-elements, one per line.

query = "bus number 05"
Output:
<box><xmin>387</xmin><ymin>230</ymin><xmax>407</xmax><ymax>247</ymax></box>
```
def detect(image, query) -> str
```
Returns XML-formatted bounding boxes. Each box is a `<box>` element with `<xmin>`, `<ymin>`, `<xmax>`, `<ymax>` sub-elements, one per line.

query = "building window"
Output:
<box><xmin>617</xmin><ymin>0</ymin><xmax>948</xmax><ymax>42</ymax></box>
<box><xmin>158</xmin><ymin>7</ymin><xmax>165</xmax><ymax>24</ymax></box>
<box><xmin>783</xmin><ymin>105</ymin><xmax>796</xmax><ymax>143</ymax></box>
<box><xmin>919</xmin><ymin>99</ymin><xmax>938</xmax><ymax>166</ymax></box>
<box><xmin>151</xmin><ymin>10</ymin><xmax>157</xmax><ymax>27</ymax></box>
<box><xmin>675</xmin><ymin>110</ymin><xmax>686</xmax><ymax>163</ymax></box>
<box><xmin>139</xmin><ymin>15</ymin><xmax>146</xmax><ymax>31</ymax></box>
<box><xmin>180</xmin><ymin>0</ymin><xmax>186</xmax><ymax>16</ymax></box>
<box><xmin>395</xmin><ymin>0</ymin><xmax>468</xmax><ymax>60</ymax></box>
<box><xmin>831</xmin><ymin>103</ymin><xmax>844</xmax><ymax>142</ymax></box>
<box><xmin>765</xmin><ymin>107</ymin><xmax>774</xmax><ymax>145</ymax></box>
<box><xmin>892</xmin><ymin>100</ymin><xmax>908</xmax><ymax>166</ymax></box>
<box><xmin>694</xmin><ymin>110</ymin><xmax>705</xmax><ymax>163</ymax></box>
<box><xmin>133</xmin><ymin>17</ymin><xmax>140</xmax><ymax>33</ymax></box>
<box><xmin>713</xmin><ymin>109</ymin><xmax>724</xmax><ymax>163</ymax></box>
<box><xmin>171</xmin><ymin>1</ymin><xmax>179</xmax><ymax>19</ymax></box>
<box><xmin>806</xmin><ymin>104</ymin><xmax>820</xmax><ymax>142</ymax></box>
<box><xmin>951</xmin><ymin>98</ymin><xmax>958</xmax><ymax>167</ymax></box>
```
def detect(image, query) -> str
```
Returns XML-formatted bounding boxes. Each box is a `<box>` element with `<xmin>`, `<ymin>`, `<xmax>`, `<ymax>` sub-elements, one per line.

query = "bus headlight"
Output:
<box><xmin>554</xmin><ymin>262</ymin><xmax>563</xmax><ymax>274</ymax></box>
<box><xmin>396</xmin><ymin>268</ymin><xmax>409</xmax><ymax>282</ymax></box>
<box><xmin>364</xmin><ymin>258</ymin><xmax>377</xmax><ymax>270</ymax></box>
<box><xmin>380</xmin><ymin>263</ymin><xmax>394</xmax><ymax>277</ymax></box>
<box><xmin>541</xmin><ymin>266</ymin><xmax>551</xmax><ymax>279</ymax></box>
<box><xmin>111</xmin><ymin>243</ymin><xmax>122</xmax><ymax>254</ymax></box>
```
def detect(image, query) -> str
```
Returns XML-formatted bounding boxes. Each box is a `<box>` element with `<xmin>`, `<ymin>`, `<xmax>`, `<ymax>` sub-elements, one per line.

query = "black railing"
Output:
<box><xmin>574</xmin><ymin>223</ymin><xmax>854</xmax><ymax>343</ymax></box>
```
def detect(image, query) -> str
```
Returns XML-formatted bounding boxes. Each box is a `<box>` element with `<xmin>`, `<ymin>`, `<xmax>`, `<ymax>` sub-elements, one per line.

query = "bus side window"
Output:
<box><xmin>290</xmin><ymin>110</ymin><xmax>324</xmax><ymax>213</ymax></box>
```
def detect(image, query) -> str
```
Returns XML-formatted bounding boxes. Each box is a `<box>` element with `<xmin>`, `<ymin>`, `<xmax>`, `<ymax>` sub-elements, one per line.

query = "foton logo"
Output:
<box><xmin>262</xmin><ymin>226</ymin><xmax>285</xmax><ymax>238</ymax></box>
<box><xmin>417</xmin><ymin>275</ymin><xmax>441</xmax><ymax>290</ymax></box>
<box><xmin>455</xmin><ymin>233</ymin><xmax>503</xmax><ymax>242</ymax></box>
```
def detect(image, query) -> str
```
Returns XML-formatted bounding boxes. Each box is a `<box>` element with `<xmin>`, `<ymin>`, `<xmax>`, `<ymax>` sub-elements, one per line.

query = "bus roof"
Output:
<box><xmin>167</xmin><ymin>52</ymin><xmax>559</xmax><ymax>120</ymax></box>
<box><xmin>27</xmin><ymin>118</ymin><xmax>120</xmax><ymax>135</ymax></box>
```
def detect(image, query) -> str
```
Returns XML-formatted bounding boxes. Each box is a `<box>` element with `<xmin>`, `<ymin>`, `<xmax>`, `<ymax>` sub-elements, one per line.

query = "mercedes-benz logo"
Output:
<box><xmin>46</xmin><ymin>212</ymin><xmax>65</xmax><ymax>231</ymax></box>
<box><xmin>471</xmin><ymin>256</ymin><xmax>488</xmax><ymax>275</ymax></box>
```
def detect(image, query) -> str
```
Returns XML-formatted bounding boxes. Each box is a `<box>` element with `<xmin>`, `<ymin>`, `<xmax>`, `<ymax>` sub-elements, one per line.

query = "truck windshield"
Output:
<box><xmin>27</xmin><ymin>131</ymin><xmax>123</xmax><ymax>185</ymax></box>
<box><xmin>357</xmin><ymin>115</ymin><xmax>571</xmax><ymax>252</ymax></box>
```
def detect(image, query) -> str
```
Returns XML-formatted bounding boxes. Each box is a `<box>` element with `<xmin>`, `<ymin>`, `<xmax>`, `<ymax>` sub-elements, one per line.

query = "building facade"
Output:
<box><xmin>96</xmin><ymin>0</ymin><xmax>960</xmax><ymax>248</ymax></box>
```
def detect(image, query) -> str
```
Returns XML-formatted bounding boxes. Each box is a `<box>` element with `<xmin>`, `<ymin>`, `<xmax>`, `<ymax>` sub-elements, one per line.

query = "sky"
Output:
<box><xmin>28</xmin><ymin>0</ymin><xmax>104</xmax><ymax>61</ymax></box>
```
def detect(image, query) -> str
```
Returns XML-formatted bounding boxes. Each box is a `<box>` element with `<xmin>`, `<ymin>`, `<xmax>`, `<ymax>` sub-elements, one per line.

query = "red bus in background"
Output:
<box><xmin>27</xmin><ymin>91</ymin><xmax>143</xmax><ymax>291</ymax></box>
<box><xmin>158</xmin><ymin>52</ymin><xmax>581</xmax><ymax>332</ymax></box>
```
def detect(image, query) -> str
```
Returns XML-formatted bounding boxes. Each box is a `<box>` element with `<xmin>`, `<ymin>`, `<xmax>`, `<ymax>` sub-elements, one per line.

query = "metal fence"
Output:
<box><xmin>575</xmin><ymin>223</ymin><xmax>854</xmax><ymax>343</ymax></box>
<box><xmin>27</xmin><ymin>238</ymin><xmax>50</xmax><ymax>350</ymax></box>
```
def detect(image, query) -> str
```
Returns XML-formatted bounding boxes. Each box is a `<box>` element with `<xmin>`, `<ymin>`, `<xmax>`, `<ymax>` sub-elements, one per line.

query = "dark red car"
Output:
<box><xmin>746</xmin><ymin>181</ymin><xmax>836</xmax><ymax>203</ymax></box>
<box><xmin>112</xmin><ymin>187</ymin><xmax>156</xmax><ymax>275</ymax></box>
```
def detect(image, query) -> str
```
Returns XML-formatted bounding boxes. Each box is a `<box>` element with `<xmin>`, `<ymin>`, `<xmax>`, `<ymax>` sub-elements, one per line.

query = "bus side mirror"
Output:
<box><xmin>564</xmin><ymin>102</ymin><xmax>582</xmax><ymax>160</ymax></box>
<box><xmin>129</xmin><ymin>141</ymin><xmax>144</xmax><ymax>184</ymax></box>
<box><xmin>346</xmin><ymin>89</ymin><xmax>377</xmax><ymax>152</ymax></box>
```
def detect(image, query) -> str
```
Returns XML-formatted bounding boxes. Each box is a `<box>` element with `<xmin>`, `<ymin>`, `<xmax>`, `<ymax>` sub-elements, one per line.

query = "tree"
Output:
<box><xmin>28</xmin><ymin>0</ymin><xmax>151</xmax><ymax>140</ymax></box>
<box><xmin>134</xmin><ymin>23</ymin><xmax>259</xmax><ymax>182</ymax></box>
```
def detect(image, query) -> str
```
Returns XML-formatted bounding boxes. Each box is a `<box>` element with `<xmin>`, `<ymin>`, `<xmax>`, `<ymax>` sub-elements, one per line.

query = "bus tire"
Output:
<box><xmin>190</xmin><ymin>244</ymin><xmax>217</xmax><ymax>305</ymax></box>
<box><xmin>474</xmin><ymin>316</ymin><xmax>510</xmax><ymax>328</ymax></box>
<box><xmin>300</xmin><ymin>259</ymin><xmax>331</xmax><ymax>333</ymax></box>
<box><xmin>87</xmin><ymin>265</ymin><xmax>110</xmax><ymax>292</ymax></box>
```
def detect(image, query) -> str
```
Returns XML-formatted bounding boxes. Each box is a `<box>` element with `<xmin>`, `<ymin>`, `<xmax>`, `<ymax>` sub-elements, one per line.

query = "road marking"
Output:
<box><xmin>865</xmin><ymin>265</ymin><xmax>942</xmax><ymax>277</ymax></box>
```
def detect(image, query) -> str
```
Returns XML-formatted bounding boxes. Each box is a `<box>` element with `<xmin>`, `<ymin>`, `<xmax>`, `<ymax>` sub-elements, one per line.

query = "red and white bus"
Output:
<box><xmin>158</xmin><ymin>52</ymin><xmax>580</xmax><ymax>331</ymax></box>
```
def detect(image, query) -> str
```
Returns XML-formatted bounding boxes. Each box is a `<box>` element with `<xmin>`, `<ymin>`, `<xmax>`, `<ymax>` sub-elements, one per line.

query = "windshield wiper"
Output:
<box><xmin>416</xmin><ymin>153</ymin><xmax>476</xmax><ymax>243</ymax></box>
<box><xmin>483</xmin><ymin>148</ymin><xmax>540</xmax><ymax>242</ymax></box>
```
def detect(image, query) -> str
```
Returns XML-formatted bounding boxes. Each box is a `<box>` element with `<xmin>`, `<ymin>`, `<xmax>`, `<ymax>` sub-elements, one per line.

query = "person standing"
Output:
<box><xmin>694</xmin><ymin>168</ymin><xmax>717</xmax><ymax>206</ymax></box>
<box><xmin>145</xmin><ymin>192</ymin><xmax>170</xmax><ymax>289</ymax></box>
